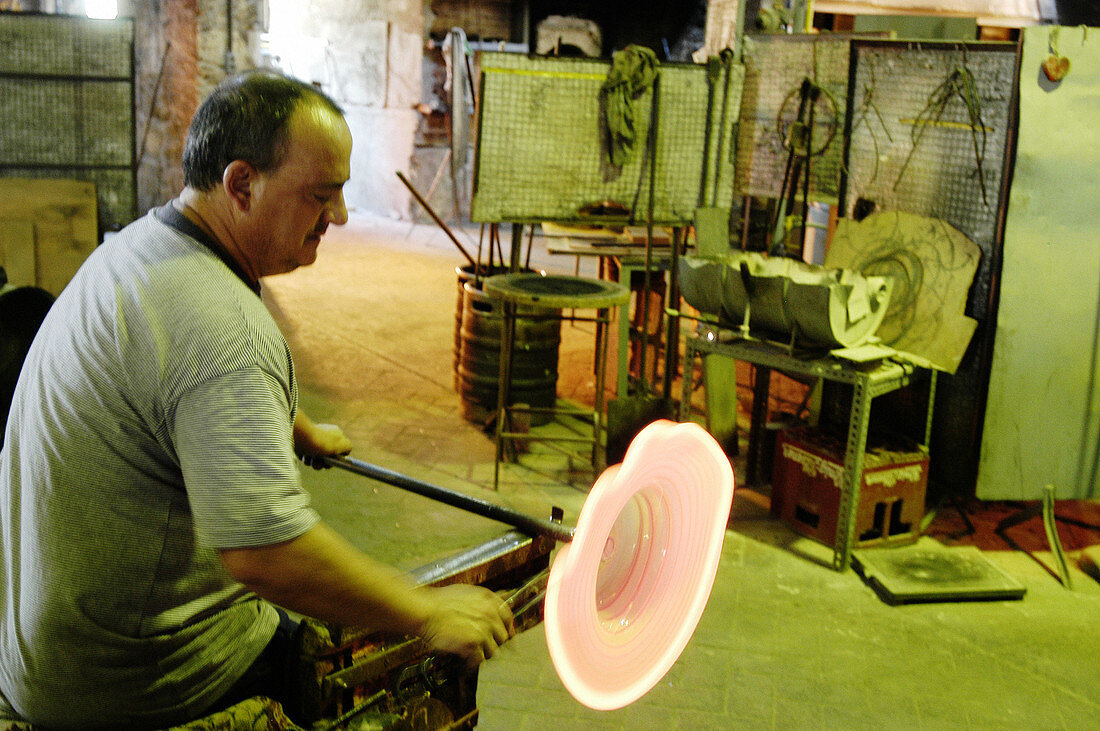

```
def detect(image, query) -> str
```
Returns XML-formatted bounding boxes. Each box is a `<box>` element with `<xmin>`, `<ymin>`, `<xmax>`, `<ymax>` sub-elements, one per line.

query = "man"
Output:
<box><xmin>0</xmin><ymin>70</ymin><xmax>512</xmax><ymax>728</ymax></box>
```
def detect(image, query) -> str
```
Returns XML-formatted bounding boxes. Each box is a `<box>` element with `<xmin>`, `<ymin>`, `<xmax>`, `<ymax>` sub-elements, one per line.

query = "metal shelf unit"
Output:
<box><xmin>681</xmin><ymin>330</ymin><xmax>929</xmax><ymax>571</ymax></box>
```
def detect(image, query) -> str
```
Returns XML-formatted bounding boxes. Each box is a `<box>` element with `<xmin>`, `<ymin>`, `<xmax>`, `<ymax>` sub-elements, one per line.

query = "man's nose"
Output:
<box><xmin>327</xmin><ymin>191</ymin><xmax>348</xmax><ymax>226</ymax></box>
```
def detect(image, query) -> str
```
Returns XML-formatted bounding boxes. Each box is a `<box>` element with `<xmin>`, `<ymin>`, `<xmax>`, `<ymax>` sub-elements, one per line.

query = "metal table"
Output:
<box><xmin>680</xmin><ymin>330</ymin><xmax>930</xmax><ymax>571</ymax></box>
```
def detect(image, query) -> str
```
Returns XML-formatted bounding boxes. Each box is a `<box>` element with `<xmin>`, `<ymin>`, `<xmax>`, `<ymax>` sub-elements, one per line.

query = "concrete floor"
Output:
<box><xmin>263</xmin><ymin>213</ymin><xmax>1100</xmax><ymax>730</ymax></box>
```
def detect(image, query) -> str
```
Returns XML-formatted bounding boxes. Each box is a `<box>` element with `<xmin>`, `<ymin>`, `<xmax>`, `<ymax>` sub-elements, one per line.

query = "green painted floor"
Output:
<box><xmin>264</xmin><ymin>214</ymin><xmax>1100</xmax><ymax>730</ymax></box>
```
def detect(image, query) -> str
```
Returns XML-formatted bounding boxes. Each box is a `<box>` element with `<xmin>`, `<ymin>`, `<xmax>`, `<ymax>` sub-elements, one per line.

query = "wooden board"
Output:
<box><xmin>0</xmin><ymin>178</ymin><xmax>98</xmax><ymax>296</ymax></box>
<box><xmin>0</xmin><ymin>219</ymin><xmax>35</xmax><ymax>288</ymax></box>
<box><xmin>977</xmin><ymin>26</ymin><xmax>1100</xmax><ymax>501</ymax></box>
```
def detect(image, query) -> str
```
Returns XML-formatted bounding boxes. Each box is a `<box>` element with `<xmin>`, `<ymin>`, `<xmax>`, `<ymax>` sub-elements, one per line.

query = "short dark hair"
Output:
<box><xmin>182</xmin><ymin>70</ymin><xmax>344</xmax><ymax>191</ymax></box>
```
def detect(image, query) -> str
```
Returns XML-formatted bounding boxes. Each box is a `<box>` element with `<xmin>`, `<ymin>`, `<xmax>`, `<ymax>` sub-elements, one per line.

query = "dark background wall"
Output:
<box><xmin>1056</xmin><ymin>0</ymin><xmax>1100</xmax><ymax>24</ymax></box>
<box><xmin>527</xmin><ymin>0</ymin><xmax>705</xmax><ymax>59</ymax></box>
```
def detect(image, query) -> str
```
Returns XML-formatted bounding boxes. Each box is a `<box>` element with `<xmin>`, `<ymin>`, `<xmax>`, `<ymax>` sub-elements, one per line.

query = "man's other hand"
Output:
<box><xmin>294</xmin><ymin>412</ymin><xmax>352</xmax><ymax>458</ymax></box>
<box><xmin>419</xmin><ymin>584</ymin><xmax>516</xmax><ymax>669</ymax></box>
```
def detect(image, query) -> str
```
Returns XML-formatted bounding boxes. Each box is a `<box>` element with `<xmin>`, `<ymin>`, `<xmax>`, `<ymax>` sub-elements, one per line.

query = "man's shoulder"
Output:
<box><xmin>96</xmin><ymin>211</ymin><xmax>289</xmax><ymax>385</ymax></box>
<box><xmin>109</xmin><ymin>210</ymin><xmax>265</xmax><ymax>318</ymax></box>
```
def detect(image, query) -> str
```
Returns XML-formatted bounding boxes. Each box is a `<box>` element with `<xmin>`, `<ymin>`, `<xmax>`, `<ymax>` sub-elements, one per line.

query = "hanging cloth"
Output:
<box><xmin>600</xmin><ymin>45</ymin><xmax>659</xmax><ymax>169</ymax></box>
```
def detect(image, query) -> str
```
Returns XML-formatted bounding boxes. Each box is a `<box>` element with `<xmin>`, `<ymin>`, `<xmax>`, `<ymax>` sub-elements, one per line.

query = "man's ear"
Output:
<box><xmin>223</xmin><ymin>160</ymin><xmax>255</xmax><ymax>212</ymax></box>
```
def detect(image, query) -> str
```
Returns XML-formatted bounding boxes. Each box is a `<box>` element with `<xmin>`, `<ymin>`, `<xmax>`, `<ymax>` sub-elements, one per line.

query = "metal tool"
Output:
<box><xmin>292</xmin><ymin>529</ymin><xmax>555</xmax><ymax>727</ymax></box>
<box><xmin>395</xmin><ymin>170</ymin><xmax>478</xmax><ymax>270</ymax></box>
<box><xmin>317</xmin><ymin>454</ymin><xmax>575</xmax><ymax>543</ymax></box>
<box><xmin>692</xmin><ymin>50</ymin><xmax>738</xmax><ymax>257</ymax></box>
<box><xmin>606</xmin><ymin>73</ymin><xmax>676</xmax><ymax>466</ymax></box>
<box><xmin>769</xmin><ymin>77</ymin><xmax>830</xmax><ymax>258</ymax></box>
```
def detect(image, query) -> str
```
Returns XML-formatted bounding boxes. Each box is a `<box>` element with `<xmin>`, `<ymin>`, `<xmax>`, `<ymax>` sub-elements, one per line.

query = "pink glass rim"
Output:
<box><xmin>544</xmin><ymin>419</ymin><xmax>735</xmax><ymax>710</ymax></box>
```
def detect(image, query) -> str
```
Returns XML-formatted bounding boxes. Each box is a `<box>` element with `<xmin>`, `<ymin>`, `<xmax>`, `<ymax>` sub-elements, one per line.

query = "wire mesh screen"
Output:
<box><xmin>842</xmin><ymin>40</ymin><xmax>1017</xmax><ymax>320</ymax></box>
<box><xmin>0</xmin><ymin>13</ymin><xmax>135</xmax><ymax>233</ymax></box>
<box><xmin>0</xmin><ymin>13</ymin><xmax>132</xmax><ymax>77</ymax></box>
<box><xmin>2</xmin><ymin>78</ymin><xmax>132</xmax><ymax>167</ymax></box>
<box><xmin>840</xmin><ymin>39</ymin><xmax>1019</xmax><ymax>502</ymax></box>
<box><xmin>735</xmin><ymin>34</ymin><xmax>856</xmax><ymax>204</ymax></box>
<box><xmin>472</xmin><ymin>53</ymin><xmax>743</xmax><ymax>224</ymax></box>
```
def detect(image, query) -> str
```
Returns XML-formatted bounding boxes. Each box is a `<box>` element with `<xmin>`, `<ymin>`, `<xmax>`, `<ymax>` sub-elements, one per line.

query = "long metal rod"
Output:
<box><xmin>319</xmin><ymin>455</ymin><xmax>575</xmax><ymax>543</ymax></box>
<box><xmin>395</xmin><ymin>170</ymin><xmax>478</xmax><ymax>269</ymax></box>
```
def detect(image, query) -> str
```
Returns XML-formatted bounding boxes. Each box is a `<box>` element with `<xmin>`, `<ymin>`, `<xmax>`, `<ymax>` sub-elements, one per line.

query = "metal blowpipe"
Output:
<box><xmin>317</xmin><ymin>454</ymin><xmax>576</xmax><ymax>543</ymax></box>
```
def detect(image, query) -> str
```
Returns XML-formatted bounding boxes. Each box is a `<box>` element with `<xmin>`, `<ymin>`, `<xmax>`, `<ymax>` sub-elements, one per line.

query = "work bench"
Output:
<box><xmin>680</xmin><ymin>329</ymin><xmax>934</xmax><ymax>572</ymax></box>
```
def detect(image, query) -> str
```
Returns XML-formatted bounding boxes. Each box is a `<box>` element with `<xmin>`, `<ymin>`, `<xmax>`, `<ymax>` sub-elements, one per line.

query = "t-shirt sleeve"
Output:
<box><xmin>171</xmin><ymin>366</ymin><xmax>320</xmax><ymax>549</ymax></box>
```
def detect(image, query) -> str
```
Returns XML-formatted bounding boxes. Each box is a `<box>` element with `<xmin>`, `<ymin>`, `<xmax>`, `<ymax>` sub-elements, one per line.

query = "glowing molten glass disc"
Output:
<box><xmin>543</xmin><ymin>419</ymin><xmax>734</xmax><ymax>710</ymax></box>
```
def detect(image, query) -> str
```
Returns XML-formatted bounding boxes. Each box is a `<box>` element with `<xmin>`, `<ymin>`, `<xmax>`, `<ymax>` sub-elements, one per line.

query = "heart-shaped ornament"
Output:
<box><xmin>1042</xmin><ymin>54</ymin><xmax>1070</xmax><ymax>82</ymax></box>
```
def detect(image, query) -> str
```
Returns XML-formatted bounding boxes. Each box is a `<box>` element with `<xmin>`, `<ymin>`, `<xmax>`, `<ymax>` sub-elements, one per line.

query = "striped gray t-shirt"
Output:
<box><xmin>0</xmin><ymin>205</ymin><xmax>320</xmax><ymax>727</ymax></box>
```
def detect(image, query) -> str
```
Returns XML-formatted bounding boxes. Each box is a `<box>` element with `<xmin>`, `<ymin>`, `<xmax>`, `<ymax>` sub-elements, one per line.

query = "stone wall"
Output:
<box><xmin>133</xmin><ymin>0</ymin><xmax>197</xmax><ymax>213</ymax></box>
<box><xmin>63</xmin><ymin>0</ymin><xmax>438</xmax><ymax>220</ymax></box>
<box><xmin>265</xmin><ymin>0</ymin><xmax>425</xmax><ymax>219</ymax></box>
<box><xmin>131</xmin><ymin>0</ymin><xmax>260</xmax><ymax>214</ymax></box>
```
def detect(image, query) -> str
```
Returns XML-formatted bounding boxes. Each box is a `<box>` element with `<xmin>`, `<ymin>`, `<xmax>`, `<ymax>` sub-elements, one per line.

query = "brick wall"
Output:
<box><xmin>133</xmin><ymin>0</ymin><xmax>260</xmax><ymax>214</ymax></box>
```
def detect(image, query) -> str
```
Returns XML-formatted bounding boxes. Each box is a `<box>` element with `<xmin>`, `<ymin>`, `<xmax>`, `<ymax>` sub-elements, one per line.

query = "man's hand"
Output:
<box><xmin>418</xmin><ymin>585</ymin><xmax>515</xmax><ymax>669</ymax></box>
<box><xmin>293</xmin><ymin>411</ymin><xmax>352</xmax><ymax>458</ymax></box>
<box><xmin>221</xmin><ymin>524</ymin><xmax>516</xmax><ymax>672</ymax></box>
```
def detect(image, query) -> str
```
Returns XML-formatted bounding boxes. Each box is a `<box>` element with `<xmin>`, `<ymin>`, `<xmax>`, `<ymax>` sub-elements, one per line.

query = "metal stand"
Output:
<box><xmin>485</xmin><ymin>273</ymin><xmax>630</xmax><ymax>490</ymax></box>
<box><xmin>995</xmin><ymin>484</ymin><xmax>1075</xmax><ymax>589</ymax></box>
<box><xmin>543</xmin><ymin>239</ymin><xmax>675</xmax><ymax>398</ymax></box>
<box><xmin>681</xmin><ymin>330</ymin><xmax>929</xmax><ymax>571</ymax></box>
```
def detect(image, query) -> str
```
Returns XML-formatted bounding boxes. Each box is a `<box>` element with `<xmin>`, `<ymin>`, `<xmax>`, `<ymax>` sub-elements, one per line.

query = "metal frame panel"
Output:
<box><xmin>0</xmin><ymin>12</ymin><xmax>136</xmax><ymax>235</ymax></box>
<box><xmin>839</xmin><ymin>39</ymin><xmax>1020</xmax><ymax>500</ymax></box>
<box><xmin>471</xmin><ymin>52</ymin><xmax>744</xmax><ymax>225</ymax></box>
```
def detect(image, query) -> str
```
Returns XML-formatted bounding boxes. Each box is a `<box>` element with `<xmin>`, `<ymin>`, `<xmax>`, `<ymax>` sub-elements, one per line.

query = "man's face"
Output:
<box><xmin>244</xmin><ymin>102</ymin><xmax>352</xmax><ymax>278</ymax></box>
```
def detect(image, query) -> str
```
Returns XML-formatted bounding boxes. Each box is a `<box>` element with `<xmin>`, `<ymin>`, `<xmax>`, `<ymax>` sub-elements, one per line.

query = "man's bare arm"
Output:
<box><xmin>220</xmin><ymin>522</ymin><xmax>513</xmax><ymax>667</ymax></box>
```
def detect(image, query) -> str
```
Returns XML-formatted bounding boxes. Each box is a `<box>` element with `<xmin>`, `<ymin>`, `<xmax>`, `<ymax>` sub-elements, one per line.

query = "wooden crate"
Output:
<box><xmin>771</xmin><ymin>427</ymin><xmax>928</xmax><ymax>549</ymax></box>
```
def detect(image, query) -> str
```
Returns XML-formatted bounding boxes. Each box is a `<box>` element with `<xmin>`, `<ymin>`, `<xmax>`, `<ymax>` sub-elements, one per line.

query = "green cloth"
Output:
<box><xmin>600</xmin><ymin>45</ymin><xmax>659</xmax><ymax>168</ymax></box>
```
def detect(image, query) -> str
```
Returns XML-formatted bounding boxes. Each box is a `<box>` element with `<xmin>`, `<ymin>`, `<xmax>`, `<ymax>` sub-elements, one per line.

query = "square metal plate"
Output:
<box><xmin>853</xmin><ymin>538</ymin><xmax>1026</xmax><ymax>605</ymax></box>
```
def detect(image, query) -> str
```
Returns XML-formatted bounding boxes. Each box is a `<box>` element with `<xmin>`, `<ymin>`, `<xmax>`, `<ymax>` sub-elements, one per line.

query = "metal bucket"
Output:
<box><xmin>456</xmin><ymin>281</ymin><xmax>560</xmax><ymax>426</ymax></box>
<box><xmin>453</xmin><ymin>264</ymin><xmax>543</xmax><ymax>388</ymax></box>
